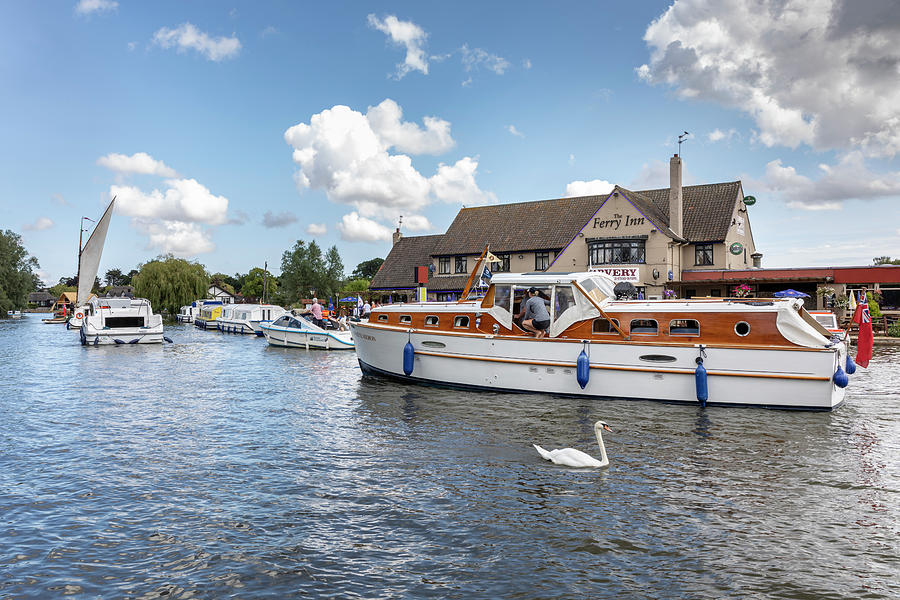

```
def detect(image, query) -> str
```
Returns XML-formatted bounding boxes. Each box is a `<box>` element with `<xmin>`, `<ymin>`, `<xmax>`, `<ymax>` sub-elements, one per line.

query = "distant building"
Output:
<box><xmin>208</xmin><ymin>285</ymin><xmax>235</xmax><ymax>304</ymax></box>
<box><xmin>105</xmin><ymin>285</ymin><xmax>134</xmax><ymax>298</ymax></box>
<box><xmin>28</xmin><ymin>291</ymin><xmax>54</xmax><ymax>307</ymax></box>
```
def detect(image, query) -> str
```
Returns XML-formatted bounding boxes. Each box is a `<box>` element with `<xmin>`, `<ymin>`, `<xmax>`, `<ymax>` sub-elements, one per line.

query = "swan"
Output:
<box><xmin>533</xmin><ymin>421</ymin><xmax>611</xmax><ymax>468</ymax></box>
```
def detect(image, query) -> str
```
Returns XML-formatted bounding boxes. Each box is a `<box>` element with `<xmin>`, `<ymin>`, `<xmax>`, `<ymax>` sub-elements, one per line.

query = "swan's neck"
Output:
<box><xmin>595</xmin><ymin>428</ymin><xmax>609</xmax><ymax>466</ymax></box>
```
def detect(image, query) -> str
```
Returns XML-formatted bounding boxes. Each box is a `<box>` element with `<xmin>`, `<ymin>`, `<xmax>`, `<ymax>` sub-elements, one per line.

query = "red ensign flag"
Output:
<box><xmin>851</xmin><ymin>292</ymin><xmax>874</xmax><ymax>368</ymax></box>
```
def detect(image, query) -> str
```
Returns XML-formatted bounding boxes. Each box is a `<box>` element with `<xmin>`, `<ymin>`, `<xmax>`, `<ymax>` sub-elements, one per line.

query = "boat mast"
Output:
<box><xmin>77</xmin><ymin>215</ymin><xmax>94</xmax><ymax>304</ymax></box>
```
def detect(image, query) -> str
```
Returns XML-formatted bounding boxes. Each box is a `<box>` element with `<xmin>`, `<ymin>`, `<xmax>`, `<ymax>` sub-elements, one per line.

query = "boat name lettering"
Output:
<box><xmin>592</xmin><ymin>213</ymin><xmax>644</xmax><ymax>231</ymax></box>
<box><xmin>357</xmin><ymin>333</ymin><xmax>376</xmax><ymax>341</ymax></box>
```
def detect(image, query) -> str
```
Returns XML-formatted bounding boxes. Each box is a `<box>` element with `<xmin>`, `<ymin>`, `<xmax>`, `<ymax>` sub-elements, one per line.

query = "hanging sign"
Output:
<box><xmin>729</xmin><ymin>242</ymin><xmax>744</xmax><ymax>255</ymax></box>
<box><xmin>589</xmin><ymin>266</ymin><xmax>641</xmax><ymax>283</ymax></box>
<box><xmin>743</xmin><ymin>195</ymin><xmax>756</xmax><ymax>206</ymax></box>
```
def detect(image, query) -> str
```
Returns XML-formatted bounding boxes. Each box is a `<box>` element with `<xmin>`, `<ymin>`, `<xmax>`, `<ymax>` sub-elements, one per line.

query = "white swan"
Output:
<box><xmin>533</xmin><ymin>421</ymin><xmax>611</xmax><ymax>468</ymax></box>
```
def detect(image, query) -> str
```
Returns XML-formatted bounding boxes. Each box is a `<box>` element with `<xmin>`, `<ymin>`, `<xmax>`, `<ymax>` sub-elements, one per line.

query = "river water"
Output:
<box><xmin>1</xmin><ymin>315</ymin><xmax>898</xmax><ymax>599</ymax></box>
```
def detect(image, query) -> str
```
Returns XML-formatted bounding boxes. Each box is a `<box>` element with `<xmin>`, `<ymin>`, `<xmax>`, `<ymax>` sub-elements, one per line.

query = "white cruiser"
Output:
<box><xmin>80</xmin><ymin>296</ymin><xmax>165</xmax><ymax>345</ymax></box>
<box><xmin>260</xmin><ymin>314</ymin><xmax>354</xmax><ymax>349</ymax></box>
<box><xmin>217</xmin><ymin>303</ymin><xmax>288</xmax><ymax>335</ymax></box>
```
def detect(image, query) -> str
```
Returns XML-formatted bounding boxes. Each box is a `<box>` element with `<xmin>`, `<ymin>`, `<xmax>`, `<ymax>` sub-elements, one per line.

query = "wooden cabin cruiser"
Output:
<box><xmin>217</xmin><ymin>303</ymin><xmax>287</xmax><ymax>335</ymax></box>
<box><xmin>80</xmin><ymin>296</ymin><xmax>164</xmax><ymax>345</ymax></box>
<box><xmin>194</xmin><ymin>303</ymin><xmax>223</xmax><ymax>330</ymax></box>
<box><xmin>350</xmin><ymin>272</ymin><xmax>855</xmax><ymax>410</ymax></box>
<box><xmin>177</xmin><ymin>299</ymin><xmax>220</xmax><ymax>324</ymax></box>
<box><xmin>260</xmin><ymin>314</ymin><xmax>354</xmax><ymax>350</ymax></box>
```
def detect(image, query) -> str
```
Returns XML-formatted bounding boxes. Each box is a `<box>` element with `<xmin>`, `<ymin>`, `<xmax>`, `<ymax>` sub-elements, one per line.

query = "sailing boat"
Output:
<box><xmin>66</xmin><ymin>198</ymin><xmax>115</xmax><ymax>329</ymax></box>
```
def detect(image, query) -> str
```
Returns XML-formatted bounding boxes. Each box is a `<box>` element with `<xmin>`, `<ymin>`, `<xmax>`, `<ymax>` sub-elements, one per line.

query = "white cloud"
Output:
<box><xmin>461</xmin><ymin>77</ymin><xmax>472</xmax><ymax>87</ymax></box>
<box><xmin>403</xmin><ymin>215</ymin><xmax>432</xmax><ymax>231</ymax></box>
<box><xmin>569</xmin><ymin>154</ymin><xmax>575</xmax><ymax>165</ymax></box>
<box><xmin>430</xmin><ymin>157</ymin><xmax>497</xmax><ymax>205</ymax></box>
<box><xmin>367</xmin><ymin>14</ymin><xmax>429</xmax><ymax>78</ymax></box>
<box><xmin>629</xmin><ymin>159</ymin><xmax>696</xmax><ymax>190</ymax></box>
<box><xmin>366</xmin><ymin>99</ymin><xmax>454</xmax><ymax>155</ymax></box>
<box><xmin>755</xmin><ymin>151</ymin><xmax>900</xmax><ymax>210</ymax></box>
<box><xmin>523</xmin><ymin>58</ymin><xmax>532</xmax><ymax>69</ymax></box>
<box><xmin>565</xmin><ymin>180</ymin><xmax>615</xmax><ymax>198</ymax></box>
<box><xmin>134</xmin><ymin>219</ymin><xmax>215</xmax><ymax>256</ymax></box>
<box><xmin>75</xmin><ymin>0</ymin><xmax>117</xmax><ymax>16</ymax></box>
<box><xmin>306</xmin><ymin>223</ymin><xmax>327</xmax><ymax>236</ymax></box>
<box><xmin>337</xmin><ymin>212</ymin><xmax>393</xmax><ymax>242</ymax></box>
<box><xmin>284</xmin><ymin>101</ymin><xmax>493</xmax><ymax>232</ymax></box>
<box><xmin>23</xmin><ymin>217</ymin><xmax>54</xmax><ymax>231</ymax></box>
<box><xmin>97</xmin><ymin>152</ymin><xmax>178</xmax><ymax>177</ymax></box>
<box><xmin>127</xmin><ymin>41</ymin><xmax>137</xmax><ymax>52</ymax></box>
<box><xmin>262</xmin><ymin>210</ymin><xmax>298</xmax><ymax>228</ymax></box>
<box><xmin>708</xmin><ymin>128</ymin><xmax>738</xmax><ymax>143</ymax></box>
<box><xmin>507</xmin><ymin>125</ymin><xmax>524</xmax><ymax>138</ymax></box>
<box><xmin>153</xmin><ymin>22</ymin><xmax>241</xmax><ymax>62</ymax></box>
<box><xmin>51</xmin><ymin>193</ymin><xmax>69</xmax><ymax>206</ymax></box>
<box><xmin>639</xmin><ymin>0</ymin><xmax>900</xmax><ymax>158</ymax></box>
<box><xmin>111</xmin><ymin>178</ymin><xmax>229</xmax><ymax>225</ymax></box>
<box><xmin>460</xmin><ymin>44</ymin><xmax>510</xmax><ymax>74</ymax></box>
<box><xmin>260</xmin><ymin>26</ymin><xmax>279</xmax><ymax>38</ymax></box>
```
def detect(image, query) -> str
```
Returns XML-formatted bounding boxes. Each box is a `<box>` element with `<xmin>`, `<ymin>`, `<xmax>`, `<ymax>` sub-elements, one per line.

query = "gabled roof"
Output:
<box><xmin>614</xmin><ymin>186</ymin><xmax>686</xmax><ymax>242</ymax></box>
<box><xmin>370</xmin><ymin>234</ymin><xmax>443</xmax><ymax>290</ymax></box>
<box><xmin>636</xmin><ymin>181</ymin><xmax>742</xmax><ymax>242</ymax></box>
<box><xmin>431</xmin><ymin>196</ymin><xmax>605</xmax><ymax>256</ymax></box>
<box><xmin>28</xmin><ymin>291</ymin><xmax>54</xmax><ymax>302</ymax></box>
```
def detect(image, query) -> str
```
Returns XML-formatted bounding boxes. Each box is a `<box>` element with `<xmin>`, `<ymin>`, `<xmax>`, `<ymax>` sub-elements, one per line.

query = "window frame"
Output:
<box><xmin>588</xmin><ymin>239</ymin><xmax>646</xmax><ymax>265</ymax></box>
<box><xmin>424</xmin><ymin>315</ymin><xmax>439</xmax><ymax>327</ymax></box>
<box><xmin>592</xmin><ymin>318</ymin><xmax>620</xmax><ymax>335</ymax></box>
<box><xmin>534</xmin><ymin>251</ymin><xmax>550</xmax><ymax>271</ymax></box>
<box><xmin>454</xmin><ymin>256</ymin><xmax>467</xmax><ymax>274</ymax></box>
<box><xmin>494</xmin><ymin>253</ymin><xmax>511</xmax><ymax>273</ymax></box>
<box><xmin>695</xmin><ymin>243</ymin><xmax>714</xmax><ymax>266</ymax></box>
<box><xmin>630</xmin><ymin>318</ymin><xmax>659</xmax><ymax>335</ymax></box>
<box><xmin>453</xmin><ymin>315</ymin><xmax>470</xmax><ymax>329</ymax></box>
<box><xmin>669</xmin><ymin>319</ymin><xmax>700</xmax><ymax>336</ymax></box>
<box><xmin>438</xmin><ymin>256</ymin><xmax>451</xmax><ymax>274</ymax></box>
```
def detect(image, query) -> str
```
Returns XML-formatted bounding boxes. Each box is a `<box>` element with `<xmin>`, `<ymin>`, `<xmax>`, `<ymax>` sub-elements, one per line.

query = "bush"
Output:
<box><xmin>867</xmin><ymin>292</ymin><xmax>882</xmax><ymax>319</ymax></box>
<box><xmin>889</xmin><ymin>320</ymin><xmax>900</xmax><ymax>338</ymax></box>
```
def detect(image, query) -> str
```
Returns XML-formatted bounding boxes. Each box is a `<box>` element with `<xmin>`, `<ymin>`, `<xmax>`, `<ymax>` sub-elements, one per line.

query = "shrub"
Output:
<box><xmin>889</xmin><ymin>320</ymin><xmax>900</xmax><ymax>338</ymax></box>
<box><xmin>866</xmin><ymin>292</ymin><xmax>883</xmax><ymax>319</ymax></box>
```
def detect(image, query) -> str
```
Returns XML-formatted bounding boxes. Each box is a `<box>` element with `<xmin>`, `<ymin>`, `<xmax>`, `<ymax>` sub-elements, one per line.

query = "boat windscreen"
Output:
<box><xmin>104</xmin><ymin>316</ymin><xmax>145</xmax><ymax>328</ymax></box>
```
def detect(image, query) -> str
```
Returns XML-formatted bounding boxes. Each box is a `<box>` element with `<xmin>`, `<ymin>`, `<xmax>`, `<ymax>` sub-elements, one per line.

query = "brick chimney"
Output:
<box><xmin>392</xmin><ymin>226</ymin><xmax>402</xmax><ymax>245</ymax></box>
<box><xmin>669</xmin><ymin>154</ymin><xmax>683</xmax><ymax>238</ymax></box>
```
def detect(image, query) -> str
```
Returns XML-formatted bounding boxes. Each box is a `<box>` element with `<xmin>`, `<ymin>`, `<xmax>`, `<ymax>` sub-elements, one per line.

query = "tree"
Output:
<box><xmin>343</xmin><ymin>278</ymin><xmax>370</xmax><ymax>293</ymax></box>
<box><xmin>132</xmin><ymin>255</ymin><xmax>209</xmax><ymax>315</ymax></box>
<box><xmin>104</xmin><ymin>268</ymin><xmax>128</xmax><ymax>287</ymax></box>
<box><xmin>0</xmin><ymin>230</ymin><xmax>40</xmax><ymax>315</ymax></box>
<box><xmin>209</xmin><ymin>273</ymin><xmax>236</xmax><ymax>295</ymax></box>
<box><xmin>281</xmin><ymin>239</ymin><xmax>324</xmax><ymax>301</ymax></box>
<box><xmin>351</xmin><ymin>257</ymin><xmax>385</xmax><ymax>280</ymax></box>
<box><xmin>873</xmin><ymin>256</ymin><xmax>900</xmax><ymax>265</ymax></box>
<box><xmin>241</xmin><ymin>267</ymin><xmax>278</xmax><ymax>301</ymax></box>
<box><xmin>322</xmin><ymin>245</ymin><xmax>345</xmax><ymax>299</ymax></box>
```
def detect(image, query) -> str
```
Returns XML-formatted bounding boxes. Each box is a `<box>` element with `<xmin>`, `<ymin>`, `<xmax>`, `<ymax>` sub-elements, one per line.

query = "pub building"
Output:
<box><xmin>371</xmin><ymin>154</ymin><xmax>900</xmax><ymax>320</ymax></box>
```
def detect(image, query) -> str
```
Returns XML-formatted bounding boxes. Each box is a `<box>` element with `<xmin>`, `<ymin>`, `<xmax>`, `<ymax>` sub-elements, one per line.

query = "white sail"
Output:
<box><xmin>77</xmin><ymin>198</ymin><xmax>115</xmax><ymax>305</ymax></box>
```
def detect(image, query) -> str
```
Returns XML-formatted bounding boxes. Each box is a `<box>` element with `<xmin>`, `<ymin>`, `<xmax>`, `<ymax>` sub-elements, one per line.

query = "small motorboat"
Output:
<box><xmin>7</xmin><ymin>310</ymin><xmax>23</xmax><ymax>319</ymax></box>
<box><xmin>80</xmin><ymin>296</ymin><xmax>164</xmax><ymax>345</ymax></box>
<box><xmin>260</xmin><ymin>314</ymin><xmax>354</xmax><ymax>350</ymax></box>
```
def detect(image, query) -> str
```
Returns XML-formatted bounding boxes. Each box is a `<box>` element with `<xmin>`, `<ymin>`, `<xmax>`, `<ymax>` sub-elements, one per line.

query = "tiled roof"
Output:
<box><xmin>370</xmin><ymin>234</ymin><xmax>442</xmax><ymax>290</ymax></box>
<box><xmin>425</xmin><ymin>274</ymin><xmax>469</xmax><ymax>291</ymax></box>
<box><xmin>28</xmin><ymin>291</ymin><xmax>53</xmax><ymax>302</ymax></box>
<box><xmin>431</xmin><ymin>196</ymin><xmax>606</xmax><ymax>256</ymax></box>
<box><xmin>636</xmin><ymin>181</ymin><xmax>742</xmax><ymax>241</ymax></box>
<box><xmin>615</xmin><ymin>186</ymin><xmax>684</xmax><ymax>241</ymax></box>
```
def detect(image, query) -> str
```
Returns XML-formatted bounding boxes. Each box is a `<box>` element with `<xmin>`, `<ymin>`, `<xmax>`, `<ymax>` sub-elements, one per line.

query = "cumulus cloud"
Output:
<box><xmin>523</xmin><ymin>58</ymin><xmax>532</xmax><ymax>69</ymax></box>
<box><xmin>402</xmin><ymin>214</ymin><xmax>432</xmax><ymax>231</ymax></box>
<box><xmin>97</xmin><ymin>152</ymin><xmax>178</xmax><ymax>177</ymax></box>
<box><xmin>112</xmin><ymin>179</ymin><xmax>229</xmax><ymax>225</ymax></box>
<box><xmin>306</xmin><ymin>223</ymin><xmax>327</xmax><ymax>236</ymax></box>
<box><xmin>75</xmin><ymin>0</ymin><xmax>117</xmax><ymax>15</ymax></box>
<box><xmin>754</xmin><ymin>151</ymin><xmax>900</xmax><ymax>210</ymax></box>
<box><xmin>460</xmin><ymin>44</ymin><xmax>510</xmax><ymax>74</ymax></box>
<box><xmin>337</xmin><ymin>212</ymin><xmax>393</xmax><ymax>242</ymax></box>
<box><xmin>284</xmin><ymin>100</ymin><xmax>493</xmax><ymax>234</ymax></box>
<box><xmin>134</xmin><ymin>219</ymin><xmax>215</xmax><ymax>256</ymax></box>
<box><xmin>565</xmin><ymin>180</ymin><xmax>615</xmax><ymax>198</ymax></box>
<box><xmin>153</xmin><ymin>22</ymin><xmax>241</xmax><ymax>62</ymax></box>
<box><xmin>507</xmin><ymin>125</ymin><xmax>524</xmax><ymax>138</ymax></box>
<box><xmin>638</xmin><ymin>0</ymin><xmax>900</xmax><ymax>157</ymax></box>
<box><xmin>629</xmin><ymin>159</ymin><xmax>696</xmax><ymax>190</ymax></box>
<box><xmin>708</xmin><ymin>128</ymin><xmax>739</xmax><ymax>143</ymax></box>
<box><xmin>368</xmin><ymin>14</ymin><xmax>429</xmax><ymax>78</ymax></box>
<box><xmin>23</xmin><ymin>217</ymin><xmax>54</xmax><ymax>231</ymax></box>
<box><xmin>262</xmin><ymin>210</ymin><xmax>298</xmax><ymax>228</ymax></box>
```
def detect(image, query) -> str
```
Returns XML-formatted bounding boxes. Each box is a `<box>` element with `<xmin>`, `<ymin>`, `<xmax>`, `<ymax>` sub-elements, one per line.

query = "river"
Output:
<box><xmin>1</xmin><ymin>315</ymin><xmax>897</xmax><ymax>598</ymax></box>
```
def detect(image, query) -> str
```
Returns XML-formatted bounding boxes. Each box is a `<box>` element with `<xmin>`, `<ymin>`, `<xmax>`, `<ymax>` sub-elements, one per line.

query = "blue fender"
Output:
<box><xmin>403</xmin><ymin>341</ymin><xmax>415</xmax><ymax>376</ymax></box>
<box><xmin>113</xmin><ymin>339</ymin><xmax>125</xmax><ymax>344</ymax></box>
<box><xmin>845</xmin><ymin>355</ymin><xmax>856</xmax><ymax>375</ymax></box>
<box><xmin>576</xmin><ymin>349</ymin><xmax>590</xmax><ymax>389</ymax></box>
<box><xmin>163</xmin><ymin>336</ymin><xmax>173</xmax><ymax>343</ymax></box>
<box><xmin>695</xmin><ymin>358</ymin><xmax>708</xmax><ymax>406</ymax></box>
<box><xmin>833</xmin><ymin>365</ymin><xmax>849</xmax><ymax>388</ymax></box>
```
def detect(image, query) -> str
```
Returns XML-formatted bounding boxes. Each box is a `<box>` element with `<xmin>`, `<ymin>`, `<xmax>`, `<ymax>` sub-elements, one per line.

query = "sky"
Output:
<box><xmin>2</xmin><ymin>0</ymin><xmax>900</xmax><ymax>286</ymax></box>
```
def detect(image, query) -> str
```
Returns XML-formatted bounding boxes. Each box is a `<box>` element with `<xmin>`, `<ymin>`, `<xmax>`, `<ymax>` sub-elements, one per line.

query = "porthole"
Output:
<box><xmin>377</xmin><ymin>314</ymin><xmax>388</xmax><ymax>322</ymax></box>
<box><xmin>424</xmin><ymin>315</ymin><xmax>439</xmax><ymax>327</ymax></box>
<box><xmin>453</xmin><ymin>315</ymin><xmax>470</xmax><ymax>328</ymax></box>
<box><xmin>734</xmin><ymin>321</ymin><xmax>751</xmax><ymax>336</ymax></box>
<box><xmin>399</xmin><ymin>315</ymin><xmax>412</xmax><ymax>324</ymax></box>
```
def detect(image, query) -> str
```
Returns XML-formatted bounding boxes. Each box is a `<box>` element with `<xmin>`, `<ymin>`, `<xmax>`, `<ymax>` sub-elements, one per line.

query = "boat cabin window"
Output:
<box><xmin>425</xmin><ymin>315</ymin><xmax>439</xmax><ymax>327</ymax></box>
<box><xmin>399</xmin><ymin>315</ymin><xmax>412</xmax><ymax>324</ymax></box>
<box><xmin>104</xmin><ymin>316</ymin><xmax>145</xmax><ymax>328</ymax></box>
<box><xmin>512</xmin><ymin>286</ymin><xmax>529</xmax><ymax>318</ymax></box>
<box><xmin>273</xmin><ymin>315</ymin><xmax>291</xmax><ymax>327</ymax></box>
<box><xmin>553</xmin><ymin>286</ymin><xmax>576</xmax><ymax>321</ymax></box>
<box><xmin>630</xmin><ymin>319</ymin><xmax>658</xmax><ymax>335</ymax></box>
<box><xmin>454</xmin><ymin>315</ymin><xmax>470</xmax><ymax>328</ymax></box>
<box><xmin>669</xmin><ymin>319</ymin><xmax>700</xmax><ymax>335</ymax></box>
<box><xmin>493</xmin><ymin>285</ymin><xmax>512</xmax><ymax>313</ymax></box>
<box><xmin>377</xmin><ymin>314</ymin><xmax>389</xmax><ymax>322</ymax></box>
<box><xmin>592</xmin><ymin>318</ymin><xmax>619</xmax><ymax>334</ymax></box>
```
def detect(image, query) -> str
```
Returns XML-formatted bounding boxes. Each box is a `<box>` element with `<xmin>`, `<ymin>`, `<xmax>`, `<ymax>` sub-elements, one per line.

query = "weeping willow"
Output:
<box><xmin>132</xmin><ymin>255</ymin><xmax>209</xmax><ymax>315</ymax></box>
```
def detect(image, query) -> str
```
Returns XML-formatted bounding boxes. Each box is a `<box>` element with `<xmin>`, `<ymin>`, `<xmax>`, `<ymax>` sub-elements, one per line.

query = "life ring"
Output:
<box><xmin>76</xmin><ymin>312</ymin><xmax>83</xmax><ymax>320</ymax></box>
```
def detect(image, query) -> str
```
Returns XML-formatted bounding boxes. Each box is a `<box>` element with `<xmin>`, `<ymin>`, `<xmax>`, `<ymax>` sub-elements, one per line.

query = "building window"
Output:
<box><xmin>588</xmin><ymin>239</ymin><xmax>646</xmax><ymax>265</ymax></box>
<box><xmin>494</xmin><ymin>253</ymin><xmax>511</xmax><ymax>272</ymax></box>
<box><xmin>438</xmin><ymin>257</ymin><xmax>450</xmax><ymax>274</ymax></box>
<box><xmin>535</xmin><ymin>252</ymin><xmax>550</xmax><ymax>271</ymax></box>
<box><xmin>455</xmin><ymin>256</ymin><xmax>467</xmax><ymax>274</ymax></box>
<box><xmin>685</xmin><ymin>289</ymin><xmax>697</xmax><ymax>299</ymax></box>
<box><xmin>695</xmin><ymin>243</ymin><xmax>714</xmax><ymax>266</ymax></box>
<box><xmin>436</xmin><ymin>293</ymin><xmax>455</xmax><ymax>302</ymax></box>
<box><xmin>710</xmin><ymin>289</ymin><xmax>722</xmax><ymax>297</ymax></box>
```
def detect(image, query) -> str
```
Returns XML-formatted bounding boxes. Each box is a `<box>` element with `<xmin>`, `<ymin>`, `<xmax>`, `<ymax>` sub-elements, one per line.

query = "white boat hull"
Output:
<box><xmin>80</xmin><ymin>326</ymin><xmax>164</xmax><ymax>345</ymax></box>
<box><xmin>350</xmin><ymin>323</ymin><xmax>847</xmax><ymax>410</ymax></box>
<box><xmin>261</xmin><ymin>325</ymin><xmax>354</xmax><ymax>350</ymax></box>
<box><xmin>175</xmin><ymin>314</ymin><xmax>194</xmax><ymax>323</ymax></box>
<box><xmin>217</xmin><ymin>319</ymin><xmax>269</xmax><ymax>335</ymax></box>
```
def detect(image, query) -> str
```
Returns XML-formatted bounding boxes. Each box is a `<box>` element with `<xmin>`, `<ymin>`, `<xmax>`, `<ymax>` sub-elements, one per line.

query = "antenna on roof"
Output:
<box><xmin>398</xmin><ymin>215</ymin><xmax>403</xmax><ymax>230</ymax></box>
<box><xmin>677</xmin><ymin>131</ymin><xmax>690</xmax><ymax>155</ymax></box>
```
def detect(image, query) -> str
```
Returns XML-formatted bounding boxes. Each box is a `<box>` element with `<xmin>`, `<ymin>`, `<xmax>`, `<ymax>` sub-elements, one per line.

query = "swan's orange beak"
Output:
<box><xmin>603</xmin><ymin>424</ymin><xmax>612</xmax><ymax>432</ymax></box>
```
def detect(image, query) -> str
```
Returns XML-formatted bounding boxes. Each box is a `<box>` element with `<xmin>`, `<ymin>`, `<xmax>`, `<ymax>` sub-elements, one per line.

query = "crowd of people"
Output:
<box><xmin>298</xmin><ymin>297</ymin><xmax>385</xmax><ymax>331</ymax></box>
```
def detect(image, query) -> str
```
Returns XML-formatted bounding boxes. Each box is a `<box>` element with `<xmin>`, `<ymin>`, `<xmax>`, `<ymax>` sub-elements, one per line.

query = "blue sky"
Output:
<box><xmin>3</xmin><ymin>0</ymin><xmax>899</xmax><ymax>285</ymax></box>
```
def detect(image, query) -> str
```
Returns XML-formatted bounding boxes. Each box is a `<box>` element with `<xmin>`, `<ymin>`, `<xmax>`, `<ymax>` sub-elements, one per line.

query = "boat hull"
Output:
<box><xmin>217</xmin><ymin>319</ymin><xmax>270</xmax><ymax>335</ymax></box>
<box><xmin>261</xmin><ymin>325</ymin><xmax>354</xmax><ymax>350</ymax></box>
<box><xmin>194</xmin><ymin>318</ymin><xmax>217</xmax><ymax>330</ymax></box>
<box><xmin>80</xmin><ymin>326</ymin><xmax>164</xmax><ymax>345</ymax></box>
<box><xmin>175</xmin><ymin>314</ymin><xmax>194</xmax><ymax>323</ymax></box>
<box><xmin>350</xmin><ymin>323</ymin><xmax>847</xmax><ymax>410</ymax></box>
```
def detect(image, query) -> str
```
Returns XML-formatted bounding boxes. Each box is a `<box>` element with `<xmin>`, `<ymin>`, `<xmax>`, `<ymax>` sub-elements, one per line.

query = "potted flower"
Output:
<box><xmin>663</xmin><ymin>289</ymin><xmax>676</xmax><ymax>299</ymax></box>
<box><xmin>732</xmin><ymin>283</ymin><xmax>752</xmax><ymax>298</ymax></box>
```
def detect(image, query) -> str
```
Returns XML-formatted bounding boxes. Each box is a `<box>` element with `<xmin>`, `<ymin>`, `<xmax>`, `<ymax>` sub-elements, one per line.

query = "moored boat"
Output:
<box><xmin>350</xmin><ymin>270</ymin><xmax>853</xmax><ymax>410</ymax></box>
<box><xmin>178</xmin><ymin>299</ymin><xmax>220</xmax><ymax>324</ymax></box>
<box><xmin>195</xmin><ymin>304</ymin><xmax>223</xmax><ymax>329</ymax></box>
<box><xmin>67</xmin><ymin>199</ymin><xmax>115</xmax><ymax>330</ymax></box>
<box><xmin>80</xmin><ymin>296</ymin><xmax>164</xmax><ymax>345</ymax></box>
<box><xmin>260</xmin><ymin>314</ymin><xmax>354</xmax><ymax>349</ymax></box>
<box><xmin>217</xmin><ymin>303</ymin><xmax>287</xmax><ymax>335</ymax></box>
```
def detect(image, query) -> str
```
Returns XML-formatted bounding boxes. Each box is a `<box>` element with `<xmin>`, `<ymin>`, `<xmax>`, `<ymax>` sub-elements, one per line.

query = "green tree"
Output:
<box><xmin>104</xmin><ymin>268</ymin><xmax>128</xmax><ymax>287</ymax></box>
<box><xmin>322</xmin><ymin>245</ymin><xmax>345</xmax><ymax>299</ymax></box>
<box><xmin>241</xmin><ymin>267</ymin><xmax>278</xmax><ymax>301</ymax></box>
<box><xmin>281</xmin><ymin>239</ymin><xmax>324</xmax><ymax>301</ymax></box>
<box><xmin>343</xmin><ymin>278</ymin><xmax>370</xmax><ymax>293</ymax></box>
<box><xmin>351</xmin><ymin>257</ymin><xmax>385</xmax><ymax>280</ymax></box>
<box><xmin>209</xmin><ymin>273</ymin><xmax>236</xmax><ymax>295</ymax></box>
<box><xmin>873</xmin><ymin>256</ymin><xmax>900</xmax><ymax>265</ymax></box>
<box><xmin>0</xmin><ymin>230</ymin><xmax>40</xmax><ymax>315</ymax></box>
<box><xmin>132</xmin><ymin>255</ymin><xmax>209</xmax><ymax>315</ymax></box>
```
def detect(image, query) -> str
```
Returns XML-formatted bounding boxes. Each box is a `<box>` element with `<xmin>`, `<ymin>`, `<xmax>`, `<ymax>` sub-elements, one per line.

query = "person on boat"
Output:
<box><xmin>518</xmin><ymin>287</ymin><xmax>551</xmax><ymax>338</ymax></box>
<box><xmin>363</xmin><ymin>300</ymin><xmax>371</xmax><ymax>319</ymax></box>
<box><xmin>301</xmin><ymin>297</ymin><xmax>324</xmax><ymax>327</ymax></box>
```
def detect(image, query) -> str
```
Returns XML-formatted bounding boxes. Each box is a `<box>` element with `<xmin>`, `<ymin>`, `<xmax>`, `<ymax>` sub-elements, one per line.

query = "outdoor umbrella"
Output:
<box><xmin>339</xmin><ymin>296</ymin><xmax>356</xmax><ymax>302</ymax></box>
<box><xmin>773</xmin><ymin>289</ymin><xmax>810</xmax><ymax>298</ymax></box>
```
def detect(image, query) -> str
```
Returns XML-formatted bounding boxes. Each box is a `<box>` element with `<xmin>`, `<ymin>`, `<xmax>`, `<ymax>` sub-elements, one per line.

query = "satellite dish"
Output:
<box><xmin>743</xmin><ymin>195</ymin><xmax>756</xmax><ymax>206</ymax></box>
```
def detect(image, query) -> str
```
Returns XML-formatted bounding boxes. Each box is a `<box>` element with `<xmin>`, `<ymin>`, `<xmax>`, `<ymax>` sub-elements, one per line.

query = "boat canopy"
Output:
<box><xmin>775</xmin><ymin>300</ymin><xmax>834</xmax><ymax>348</ymax></box>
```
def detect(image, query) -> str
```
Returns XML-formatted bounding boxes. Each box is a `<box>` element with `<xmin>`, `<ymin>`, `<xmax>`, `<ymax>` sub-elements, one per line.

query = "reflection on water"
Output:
<box><xmin>1</xmin><ymin>315</ymin><xmax>898</xmax><ymax>598</ymax></box>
